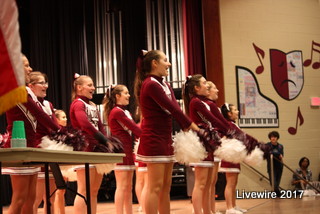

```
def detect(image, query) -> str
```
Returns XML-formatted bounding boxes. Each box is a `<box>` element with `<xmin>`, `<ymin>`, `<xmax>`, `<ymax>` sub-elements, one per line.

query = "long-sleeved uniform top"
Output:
<box><xmin>4</xmin><ymin>90</ymin><xmax>60</xmax><ymax>148</ymax></box>
<box><xmin>137</xmin><ymin>75</ymin><xmax>192</xmax><ymax>163</ymax></box>
<box><xmin>108</xmin><ymin>105</ymin><xmax>141</xmax><ymax>166</ymax></box>
<box><xmin>189</xmin><ymin>95</ymin><xmax>230</xmax><ymax>162</ymax></box>
<box><xmin>35</xmin><ymin>98</ymin><xmax>58</xmax><ymax>147</ymax></box>
<box><xmin>70</xmin><ymin>95</ymin><xmax>106</xmax><ymax>152</ymax></box>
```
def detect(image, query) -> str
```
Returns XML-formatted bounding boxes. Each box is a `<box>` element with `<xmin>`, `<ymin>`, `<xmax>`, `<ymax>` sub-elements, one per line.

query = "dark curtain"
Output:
<box><xmin>184</xmin><ymin>0</ymin><xmax>205</xmax><ymax>76</ymax></box>
<box><xmin>118</xmin><ymin>0</ymin><xmax>147</xmax><ymax>113</ymax></box>
<box><xmin>17</xmin><ymin>0</ymin><xmax>95</xmax><ymax>115</ymax></box>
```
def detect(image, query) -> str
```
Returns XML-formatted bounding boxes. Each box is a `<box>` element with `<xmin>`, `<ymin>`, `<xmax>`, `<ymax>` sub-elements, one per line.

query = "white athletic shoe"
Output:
<box><xmin>234</xmin><ymin>206</ymin><xmax>247</xmax><ymax>213</ymax></box>
<box><xmin>225</xmin><ymin>208</ymin><xmax>243</xmax><ymax>214</ymax></box>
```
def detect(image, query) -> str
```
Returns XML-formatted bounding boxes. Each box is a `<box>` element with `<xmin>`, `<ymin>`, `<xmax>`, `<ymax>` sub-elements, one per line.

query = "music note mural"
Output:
<box><xmin>253</xmin><ymin>43</ymin><xmax>265</xmax><ymax>74</ymax></box>
<box><xmin>288</xmin><ymin>106</ymin><xmax>304</xmax><ymax>135</ymax></box>
<box><xmin>303</xmin><ymin>40</ymin><xmax>320</xmax><ymax>69</ymax></box>
<box><xmin>270</xmin><ymin>49</ymin><xmax>304</xmax><ymax>101</ymax></box>
<box><xmin>236</xmin><ymin>66</ymin><xmax>279</xmax><ymax>128</ymax></box>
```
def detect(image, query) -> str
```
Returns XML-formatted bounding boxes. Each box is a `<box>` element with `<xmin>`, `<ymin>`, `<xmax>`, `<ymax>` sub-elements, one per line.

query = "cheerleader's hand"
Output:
<box><xmin>197</xmin><ymin>128</ymin><xmax>211</xmax><ymax>142</ymax></box>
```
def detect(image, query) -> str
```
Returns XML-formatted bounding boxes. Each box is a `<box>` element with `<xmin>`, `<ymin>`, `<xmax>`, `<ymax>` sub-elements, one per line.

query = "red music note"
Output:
<box><xmin>252</xmin><ymin>43</ymin><xmax>265</xmax><ymax>74</ymax></box>
<box><xmin>288</xmin><ymin>107</ymin><xmax>304</xmax><ymax>135</ymax></box>
<box><xmin>303</xmin><ymin>40</ymin><xmax>320</xmax><ymax>69</ymax></box>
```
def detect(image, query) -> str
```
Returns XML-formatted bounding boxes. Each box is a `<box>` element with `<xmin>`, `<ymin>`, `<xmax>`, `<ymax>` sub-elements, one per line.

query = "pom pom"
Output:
<box><xmin>243</xmin><ymin>146</ymin><xmax>264</xmax><ymax>166</ymax></box>
<box><xmin>45</xmin><ymin>127</ymin><xmax>87</xmax><ymax>151</ymax></box>
<box><xmin>258</xmin><ymin>143</ymin><xmax>272</xmax><ymax>160</ymax></box>
<box><xmin>173</xmin><ymin>130</ymin><xmax>207</xmax><ymax>165</ymax></box>
<box><xmin>214</xmin><ymin>137</ymin><xmax>247</xmax><ymax>163</ymax></box>
<box><xmin>94</xmin><ymin>163</ymin><xmax>115</xmax><ymax>175</ymax></box>
<box><xmin>40</xmin><ymin>136</ymin><xmax>73</xmax><ymax>151</ymax></box>
<box><xmin>106</xmin><ymin>136</ymin><xmax>123</xmax><ymax>153</ymax></box>
<box><xmin>93</xmin><ymin>136</ymin><xmax>123</xmax><ymax>153</ymax></box>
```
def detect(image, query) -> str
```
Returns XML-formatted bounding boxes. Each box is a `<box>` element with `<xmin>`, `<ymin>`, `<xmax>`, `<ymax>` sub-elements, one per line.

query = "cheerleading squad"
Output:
<box><xmin>1</xmin><ymin>52</ymin><xmax>271</xmax><ymax>214</ymax></box>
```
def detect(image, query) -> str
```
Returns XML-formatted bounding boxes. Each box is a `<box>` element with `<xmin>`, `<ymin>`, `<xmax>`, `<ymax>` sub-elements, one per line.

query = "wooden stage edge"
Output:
<box><xmin>3</xmin><ymin>196</ymin><xmax>320</xmax><ymax>214</ymax></box>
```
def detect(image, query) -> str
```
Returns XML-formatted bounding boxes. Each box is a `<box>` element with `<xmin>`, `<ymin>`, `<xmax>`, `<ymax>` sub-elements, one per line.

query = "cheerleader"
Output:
<box><xmin>182</xmin><ymin>75</ymin><xmax>229</xmax><ymax>214</ymax></box>
<box><xmin>3</xmin><ymin>56</ymin><xmax>60</xmax><ymax>214</ymax></box>
<box><xmin>103</xmin><ymin>84</ymin><xmax>142</xmax><ymax>214</ymax></box>
<box><xmin>70</xmin><ymin>74</ymin><xmax>120</xmax><ymax>214</ymax></box>
<box><xmin>53</xmin><ymin>109</ymin><xmax>68</xmax><ymax>214</ymax></box>
<box><xmin>205</xmin><ymin>81</ymin><xmax>222</xmax><ymax>214</ymax></box>
<box><xmin>134</xmin><ymin>50</ymin><xmax>200</xmax><ymax>214</ymax></box>
<box><xmin>135</xmin><ymin>161</ymin><xmax>147</xmax><ymax>213</ymax></box>
<box><xmin>27</xmin><ymin>72</ymin><xmax>58</xmax><ymax>214</ymax></box>
<box><xmin>219</xmin><ymin>103</ymin><xmax>247</xmax><ymax>214</ymax></box>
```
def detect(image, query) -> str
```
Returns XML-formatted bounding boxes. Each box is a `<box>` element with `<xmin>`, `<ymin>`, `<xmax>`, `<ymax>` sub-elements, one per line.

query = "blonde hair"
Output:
<box><xmin>54</xmin><ymin>109</ymin><xmax>65</xmax><ymax>119</ymax></box>
<box><xmin>206</xmin><ymin>81</ymin><xmax>214</xmax><ymax>91</ymax></box>
<box><xmin>71</xmin><ymin>75</ymin><xmax>92</xmax><ymax>101</ymax></box>
<box><xmin>28</xmin><ymin>71</ymin><xmax>48</xmax><ymax>85</ymax></box>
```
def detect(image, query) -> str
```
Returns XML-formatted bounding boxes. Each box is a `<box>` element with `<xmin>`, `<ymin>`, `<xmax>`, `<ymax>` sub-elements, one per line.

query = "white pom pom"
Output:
<box><xmin>173</xmin><ymin>130</ymin><xmax>207</xmax><ymax>165</ymax></box>
<box><xmin>40</xmin><ymin>136</ymin><xmax>73</xmax><ymax>151</ymax></box>
<box><xmin>214</xmin><ymin>137</ymin><xmax>246</xmax><ymax>163</ymax></box>
<box><xmin>244</xmin><ymin>147</ymin><xmax>264</xmax><ymax>166</ymax></box>
<box><xmin>94</xmin><ymin>163</ymin><xmax>115</xmax><ymax>175</ymax></box>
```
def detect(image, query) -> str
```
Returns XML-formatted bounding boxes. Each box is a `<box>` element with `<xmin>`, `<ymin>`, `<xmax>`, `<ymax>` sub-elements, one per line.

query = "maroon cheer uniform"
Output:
<box><xmin>203</xmin><ymin>98</ymin><xmax>232</xmax><ymax>162</ymax></box>
<box><xmin>108</xmin><ymin>105</ymin><xmax>141</xmax><ymax>170</ymax></box>
<box><xmin>35</xmin><ymin>98</ymin><xmax>58</xmax><ymax>147</ymax></box>
<box><xmin>137</xmin><ymin>75</ymin><xmax>192</xmax><ymax>163</ymax></box>
<box><xmin>70</xmin><ymin>95</ymin><xmax>107</xmax><ymax>152</ymax></box>
<box><xmin>3</xmin><ymin>88</ymin><xmax>59</xmax><ymax>175</ymax></box>
<box><xmin>189</xmin><ymin>95</ymin><xmax>229</xmax><ymax>167</ymax></box>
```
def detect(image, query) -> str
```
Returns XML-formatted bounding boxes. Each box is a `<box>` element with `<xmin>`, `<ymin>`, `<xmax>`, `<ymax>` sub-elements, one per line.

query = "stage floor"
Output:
<box><xmin>3</xmin><ymin>196</ymin><xmax>320</xmax><ymax>213</ymax></box>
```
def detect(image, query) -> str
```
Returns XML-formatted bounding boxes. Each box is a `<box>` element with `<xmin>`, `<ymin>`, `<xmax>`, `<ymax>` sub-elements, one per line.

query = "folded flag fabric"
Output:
<box><xmin>0</xmin><ymin>0</ymin><xmax>27</xmax><ymax>115</ymax></box>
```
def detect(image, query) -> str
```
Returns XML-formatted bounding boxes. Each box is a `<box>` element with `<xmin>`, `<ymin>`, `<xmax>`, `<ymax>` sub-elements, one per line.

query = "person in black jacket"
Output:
<box><xmin>266</xmin><ymin>131</ymin><xmax>284</xmax><ymax>196</ymax></box>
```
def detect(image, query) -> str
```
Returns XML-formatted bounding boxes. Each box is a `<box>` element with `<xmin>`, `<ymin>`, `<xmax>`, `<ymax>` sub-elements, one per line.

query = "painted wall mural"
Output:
<box><xmin>270</xmin><ymin>49</ymin><xmax>304</xmax><ymax>101</ymax></box>
<box><xmin>236</xmin><ymin>41</ymin><xmax>319</xmax><ymax>134</ymax></box>
<box><xmin>236</xmin><ymin>66</ymin><xmax>279</xmax><ymax>128</ymax></box>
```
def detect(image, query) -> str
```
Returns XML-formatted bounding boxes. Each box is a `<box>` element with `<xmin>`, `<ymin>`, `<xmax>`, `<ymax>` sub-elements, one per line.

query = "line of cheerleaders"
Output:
<box><xmin>1</xmin><ymin>51</ymin><xmax>270</xmax><ymax>214</ymax></box>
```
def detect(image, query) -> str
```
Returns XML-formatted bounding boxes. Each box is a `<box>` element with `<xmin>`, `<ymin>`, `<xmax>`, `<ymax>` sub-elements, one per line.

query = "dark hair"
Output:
<box><xmin>182</xmin><ymin>74</ymin><xmax>204</xmax><ymax>115</ymax></box>
<box><xmin>221</xmin><ymin>103</ymin><xmax>234</xmax><ymax>120</ymax></box>
<box><xmin>268</xmin><ymin>131</ymin><xmax>280</xmax><ymax>139</ymax></box>
<box><xmin>71</xmin><ymin>75</ymin><xmax>92</xmax><ymax>101</ymax></box>
<box><xmin>103</xmin><ymin>84</ymin><xmax>126</xmax><ymax>120</ymax></box>
<box><xmin>134</xmin><ymin>50</ymin><xmax>162</xmax><ymax>107</ymax></box>
<box><xmin>299</xmin><ymin>157</ymin><xmax>310</xmax><ymax>168</ymax></box>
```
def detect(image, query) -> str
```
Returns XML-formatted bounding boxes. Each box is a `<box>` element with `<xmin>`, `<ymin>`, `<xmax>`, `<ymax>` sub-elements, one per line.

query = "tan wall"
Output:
<box><xmin>219</xmin><ymin>0</ymin><xmax>320</xmax><ymax>191</ymax></box>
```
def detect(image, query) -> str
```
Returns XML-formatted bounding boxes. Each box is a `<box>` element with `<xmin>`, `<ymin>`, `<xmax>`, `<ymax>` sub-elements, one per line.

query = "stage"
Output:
<box><xmin>3</xmin><ymin>196</ymin><xmax>319</xmax><ymax>214</ymax></box>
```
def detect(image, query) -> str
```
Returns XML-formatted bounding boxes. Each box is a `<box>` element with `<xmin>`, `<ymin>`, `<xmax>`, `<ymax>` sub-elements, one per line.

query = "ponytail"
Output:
<box><xmin>134</xmin><ymin>50</ymin><xmax>162</xmax><ymax>108</ymax></box>
<box><xmin>182</xmin><ymin>74</ymin><xmax>203</xmax><ymax>115</ymax></box>
<box><xmin>103</xmin><ymin>84</ymin><xmax>126</xmax><ymax>121</ymax></box>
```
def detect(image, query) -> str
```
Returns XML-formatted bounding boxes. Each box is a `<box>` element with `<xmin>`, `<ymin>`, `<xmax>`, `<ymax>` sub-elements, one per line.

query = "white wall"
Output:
<box><xmin>219</xmin><ymin>0</ymin><xmax>320</xmax><ymax>191</ymax></box>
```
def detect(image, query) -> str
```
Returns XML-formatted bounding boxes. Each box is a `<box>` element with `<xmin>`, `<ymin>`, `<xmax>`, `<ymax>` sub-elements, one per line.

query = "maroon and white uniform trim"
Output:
<box><xmin>109</xmin><ymin>105</ymin><xmax>141</xmax><ymax>170</ymax></box>
<box><xmin>70</xmin><ymin>96</ymin><xmax>107</xmax><ymax>152</ymax></box>
<box><xmin>3</xmin><ymin>88</ymin><xmax>59</xmax><ymax>175</ymax></box>
<box><xmin>137</xmin><ymin>75</ymin><xmax>192</xmax><ymax>163</ymax></box>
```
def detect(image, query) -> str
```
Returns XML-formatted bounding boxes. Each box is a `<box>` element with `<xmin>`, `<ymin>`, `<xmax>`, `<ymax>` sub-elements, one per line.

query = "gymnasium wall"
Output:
<box><xmin>219</xmin><ymin>0</ymin><xmax>320</xmax><ymax>191</ymax></box>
